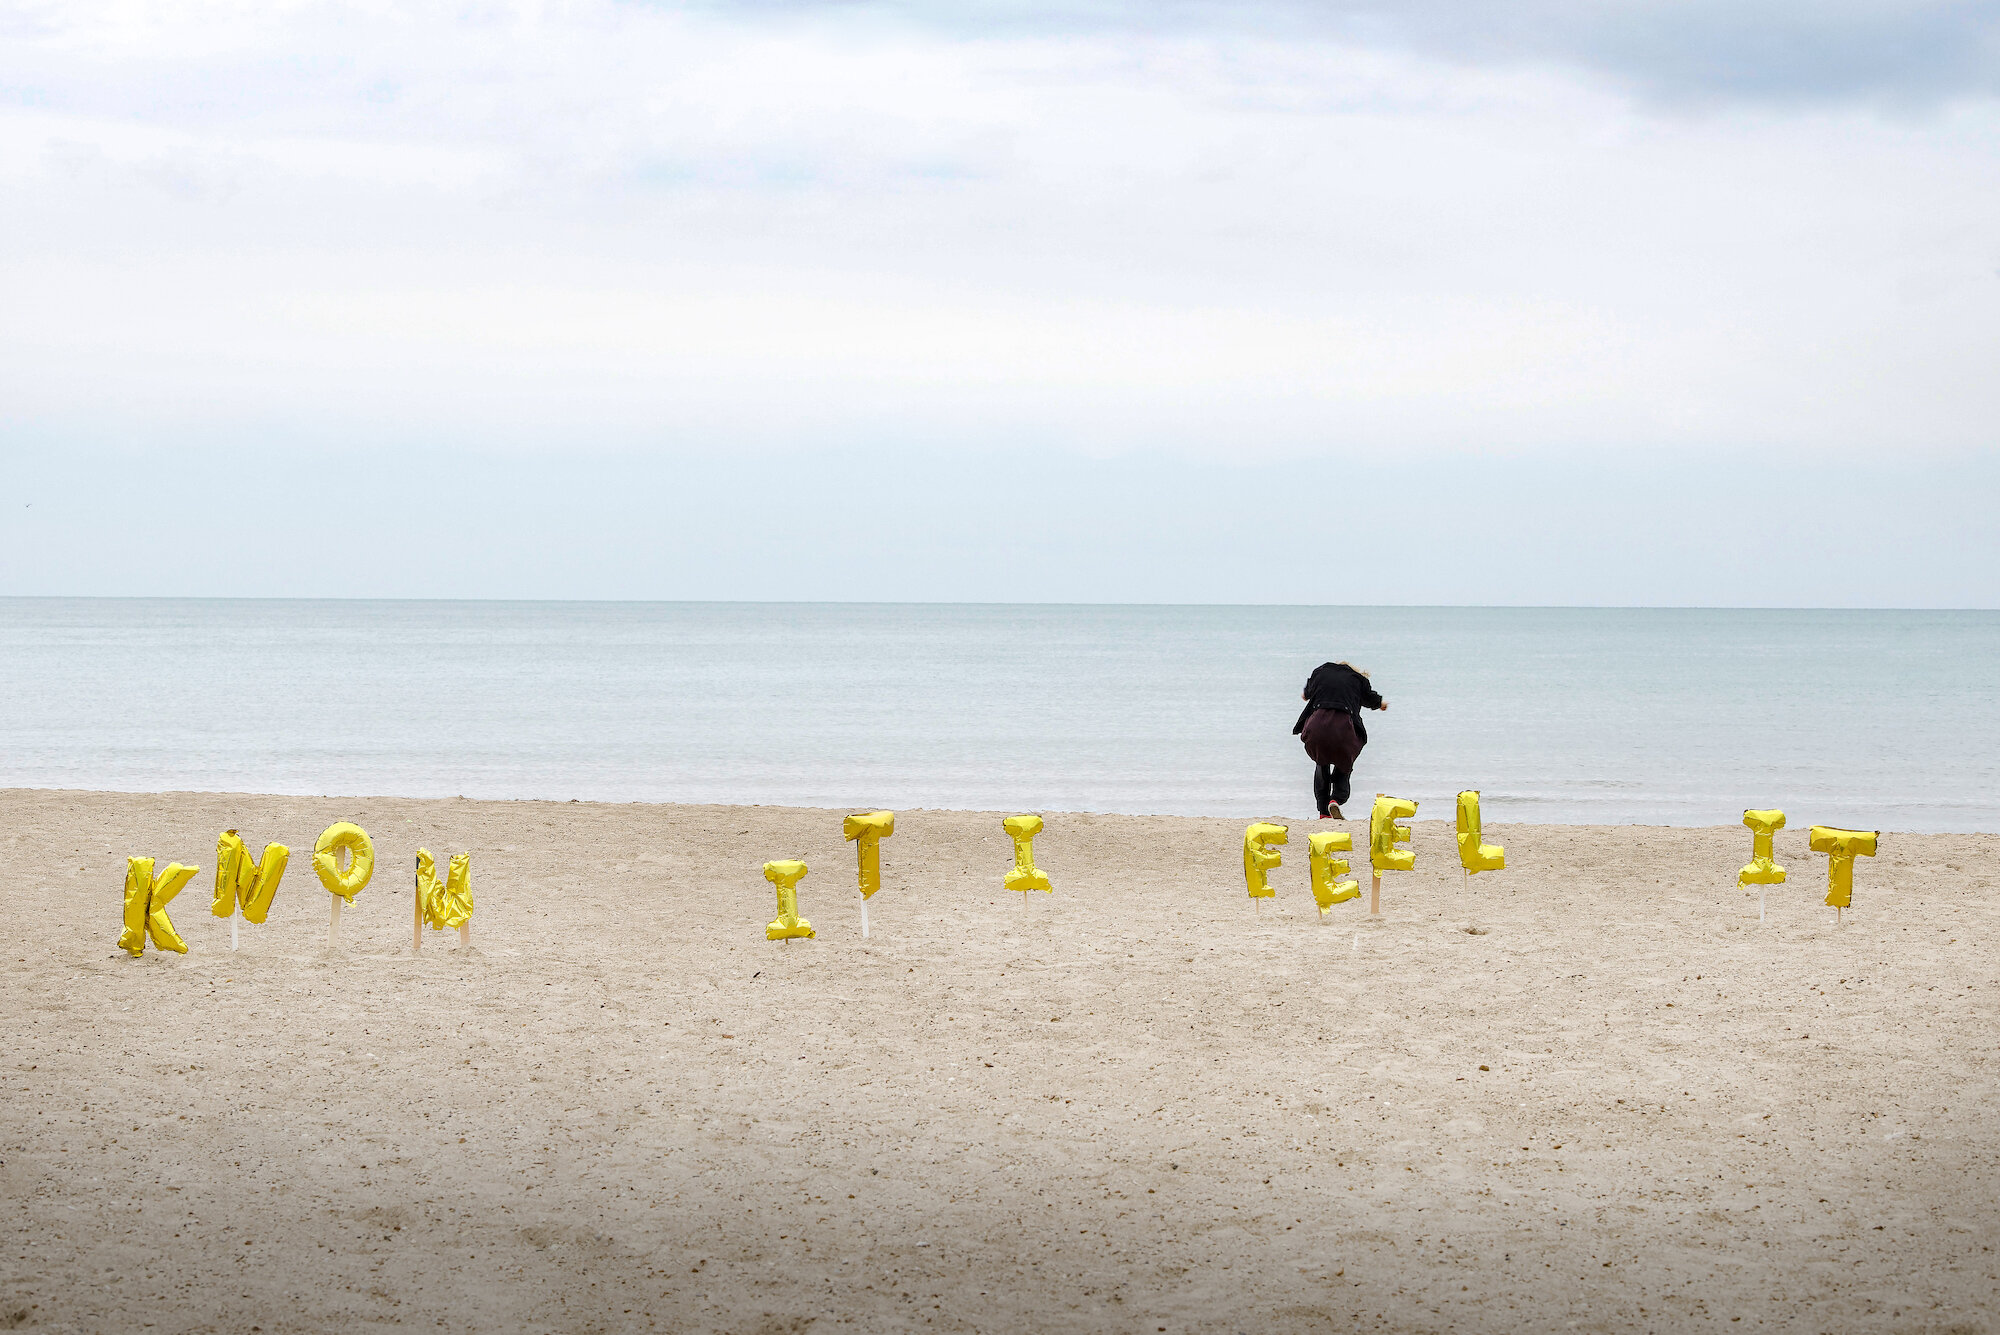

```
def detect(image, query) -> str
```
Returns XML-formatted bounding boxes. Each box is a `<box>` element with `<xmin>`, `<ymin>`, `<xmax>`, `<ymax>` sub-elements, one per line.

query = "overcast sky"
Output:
<box><xmin>3</xmin><ymin>0</ymin><xmax>1997</xmax><ymax>604</ymax></box>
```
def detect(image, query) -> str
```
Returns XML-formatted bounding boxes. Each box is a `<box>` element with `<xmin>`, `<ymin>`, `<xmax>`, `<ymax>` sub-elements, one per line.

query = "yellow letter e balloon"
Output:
<box><xmin>1307</xmin><ymin>831</ymin><xmax>1361</xmax><ymax>913</ymax></box>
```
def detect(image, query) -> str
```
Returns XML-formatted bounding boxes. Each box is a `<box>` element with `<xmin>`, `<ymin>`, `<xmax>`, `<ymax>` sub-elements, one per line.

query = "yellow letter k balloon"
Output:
<box><xmin>765</xmin><ymin>860</ymin><xmax>814</xmax><ymax>940</ymax></box>
<box><xmin>120</xmin><ymin>857</ymin><xmax>199</xmax><ymax>957</ymax></box>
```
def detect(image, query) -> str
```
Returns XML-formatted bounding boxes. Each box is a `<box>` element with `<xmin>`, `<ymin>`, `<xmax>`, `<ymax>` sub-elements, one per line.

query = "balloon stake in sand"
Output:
<box><xmin>1368</xmin><ymin>794</ymin><xmax>1417</xmax><ymax>916</ymax></box>
<box><xmin>1004</xmin><ymin>815</ymin><xmax>1052</xmax><ymax>898</ymax></box>
<box><xmin>1456</xmin><ymin>791</ymin><xmax>1504</xmax><ymax>881</ymax></box>
<box><xmin>1307</xmin><ymin>831</ymin><xmax>1360</xmax><ymax>916</ymax></box>
<box><xmin>843</xmin><ymin>811</ymin><xmax>894</xmax><ymax>938</ymax></box>
<box><xmin>1243</xmin><ymin>822</ymin><xmax>1287</xmax><ymax>911</ymax></box>
<box><xmin>413</xmin><ymin>849</ymin><xmax>474</xmax><ymax>951</ymax></box>
<box><xmin>119</xmin><ymin>857</ymin><xmax>199</xmax><ymax>957</ymax></box>
<box><xmin>1738</xmin><ymin>809</ymin><xmax>1787</xmax><ymax>922</ymax></box>
<box><xmin>1809</xmin><ymin>826</ymin><xmax>1878</xmax><ymax>922</ymax></box>
<box><xmin>212</xmin><ymin>829</ymin><xmax>290</xmax><ymax>950</ymax></box>
<box><xmin>312</xmin><ymin>822</ymin><xmax>375</xmax><ymax>948</ymax></box>
<box><xmin>764</xmin><ymin>860</ymin><xmax>813</xmax><ymax>941</ymax></box>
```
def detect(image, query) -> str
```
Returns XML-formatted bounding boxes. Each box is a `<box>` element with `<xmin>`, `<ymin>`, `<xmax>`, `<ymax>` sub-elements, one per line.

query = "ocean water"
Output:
<box><xmin>1</xmin><ymin>599</ymin><xmax>1994</xmax><ymax>831</ymax></box>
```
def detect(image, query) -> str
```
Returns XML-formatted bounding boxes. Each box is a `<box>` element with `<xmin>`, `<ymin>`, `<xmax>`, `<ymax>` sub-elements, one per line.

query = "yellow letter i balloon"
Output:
<box><xmin>1368</xmin><ymin>794</ymin><xmax>1417</xmax><ymax>916</ymax></box>
<box><xmin>1809</xmin><ymin>826</ymin><xmax>1878</xmax><ymax>921</ymax></box>
<box><xmin>1003</xmin><ymin>815</ymin><xmax>1052</xmax><ymax>896</ymax></box>
<box><xmin>1307</xmin><ymin>831</ymin><xmax>1360</xmax><ymax>915</ymax></box>
<box><xmin>1243</xmin><ymin>822</ymin><xmax>1287</xmax><ymax>907</ymax></box>
<box><xmin>843</xmin><ymin>811</ymin><xmax>894</xmax><ymax>938</ymax></box>
<box><xmin>120</xmin><ymin>857</ymin><xmax>199</xmax><ymax>958</ymax></box>
<box><xmin>313</xmin><ymin>822</ymin><xmax>375</xmax><ymax>949</ymax></box>
<box><xmin>1739</xmin><ymin>809</ymin><xmax>1786</xmax><ymax>922</ymax></box>
<box><xmin>212</xmin><ymin>829</ymin><xmax>290</xmax><ymax>950</ymax></box>
<box><xmin>765</xmin><ymin>860</ymin><xmax>813</xmax><ymax>941</ymax></box>
<box><xmin>1456</xmin><ymin>791</ymin><xmax>1504</xmax><ymax>879</ymax></box>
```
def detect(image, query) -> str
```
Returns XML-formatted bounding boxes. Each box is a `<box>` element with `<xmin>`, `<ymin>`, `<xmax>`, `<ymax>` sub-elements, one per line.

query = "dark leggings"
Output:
<box><xmin>1314</xmin><ymin>763</ymin><xmax>1352</xmax><ymax>817</ymax></box>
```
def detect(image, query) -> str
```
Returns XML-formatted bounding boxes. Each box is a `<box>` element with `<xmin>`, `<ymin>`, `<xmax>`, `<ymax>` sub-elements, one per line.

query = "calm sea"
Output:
<box><xmin>1</xmin><ymin>600</ymin><xmax>1993</xmax><ymax>831</ymax></box>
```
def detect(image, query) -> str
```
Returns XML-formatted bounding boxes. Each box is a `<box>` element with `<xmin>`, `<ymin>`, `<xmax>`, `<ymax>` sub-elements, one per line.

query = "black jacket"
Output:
<box><xmin>1292</xmin><ymin>661</ymin><xmax>1383</xmax><ymax>743</ymax></box>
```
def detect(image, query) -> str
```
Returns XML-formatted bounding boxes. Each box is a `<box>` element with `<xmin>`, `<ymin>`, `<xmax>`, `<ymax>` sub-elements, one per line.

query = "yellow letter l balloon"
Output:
<box><xmin>1003</xmin><ymin>815</ymin><xmax>1052</xmax><ymax>894</ymax></box>
<box><xmin>842</xmin><ymin>811</ymin><xmax>895</xmax><ymax>900</ymax></box>
<box><xmin>1307</xmin><ymin>831</ymin><xmax>1361</xmax><ymax>913</ymax></box>
<box><xmin>313</xmin><ymin>823</ymin><xmax>376</xmax><ymax>902</ymax></box>
<box><xmin>1738</xmin><ymin>809</ymin><xmax>1787</xmax><ymax>887</ymax></box>
<box><xmin>1243</xmin><ymin>822</ymin><xmax>1287</xmax><ymax>899</ymax></box>
<box><xmin>120</xmin><ymin>857</ymin><xmax>198</xmax><ymax>957</ymax></box>
<box><xmin>765</xmin><ymin>860</ymin><xmax>814</xmax><ymax>940</ymax></box>
<box><xmin>1808</xmin><ymin>826</ymin><xmax>1878</xmax><ymax>909</ymax></box>
<box><xmin>1456</xmin><ymin>791</ymin><xmax>1505</xmax><ymax>874</ymax></box>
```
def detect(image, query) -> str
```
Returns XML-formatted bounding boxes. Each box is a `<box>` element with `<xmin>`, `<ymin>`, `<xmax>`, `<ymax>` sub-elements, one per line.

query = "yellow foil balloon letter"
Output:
<box><xmin>119</xmin><ymin>857</ymin><xmax>199</xmax><ymax>957</ymax></box>
<box><xmin>1243</xmin><ymin>822</ymin><xmax>1287</xmax><ymax>899</ymax></box>
<box><xmin>1456</xmin><ymin>791</ymin><xmax>1505</xmax><ymax>874</ymax></box>
<box><xmin>843</xmin><ymin>811</ymin><xmax>895</xmax><ymax>900</ymax></box>
<box><xmin>764</xmin><ymin>860</ymin><xmax>814</xmax><ymax>940</ymax></box>
<box><xmin>213</xmin><ymin>830</ymin><xmax>290</xmax><ymax>923</ymax></box>
<box><xmin>415</xmin><ymin>849</ymin><xmax>475</xmax><ymax>930</ymax></box>
<box><xmin>312</xmin><ymin>822</ymin><xmax>375</xmax><ymax>902</ymax></box>
<box><xmin>1738</xmin><ymin>809</ymin><xmax>1787</xmax><ymax>887</ymax></box>
<box><xmin>1003</xmin><ymin>815</ymin><xmax>1052</xmax><ymax>894</ymax></box>
<box><xmin>1369</xmin><ymin>795</ymin><xmax>1417</xmax><ymax>872</ymax></box>
<box><xmin>1808</xmin><ymin>826</ymin><xmax>1878</xmax><ymax>910</ymax></box>
<box><xmin>1307</xmin><ymin>831</ymin><xmax>1361</xmax><ymax>913</ymax></box>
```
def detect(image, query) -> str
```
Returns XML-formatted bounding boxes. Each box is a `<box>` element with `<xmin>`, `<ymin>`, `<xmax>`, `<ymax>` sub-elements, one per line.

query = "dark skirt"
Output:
<box><xmin>1300</xmin><ymin>708</ymin><xmax>1363</xmax><ymax>771</ymax></box>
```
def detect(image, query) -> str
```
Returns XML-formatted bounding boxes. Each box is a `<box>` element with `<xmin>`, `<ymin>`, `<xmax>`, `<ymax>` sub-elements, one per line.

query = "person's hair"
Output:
<box><xmin>1335</xmin><ymin>660</ymin><xmax>1370</xmax><ymax>678</ymax></box>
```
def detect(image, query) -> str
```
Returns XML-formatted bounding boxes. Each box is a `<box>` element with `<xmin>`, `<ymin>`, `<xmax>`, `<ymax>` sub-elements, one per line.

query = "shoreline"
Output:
<box><xmin>6</xmin><ymin>788</ymin><xmax>1996</xmax><ymax>1332</ymax></box>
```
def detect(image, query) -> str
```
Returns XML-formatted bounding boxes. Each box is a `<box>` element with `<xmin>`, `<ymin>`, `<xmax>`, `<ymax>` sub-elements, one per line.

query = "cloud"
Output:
<box><xmin>702</xmin><ymin>0</ymin><xmax>2000</xmax><ymax>106</ymax></box>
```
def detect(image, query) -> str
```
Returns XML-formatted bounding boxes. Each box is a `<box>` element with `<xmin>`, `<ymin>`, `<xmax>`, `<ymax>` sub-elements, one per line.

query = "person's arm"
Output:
<box><xmin>1361</xmin><ymin>682</ymin><xmax>1386</xmax><ymax>710</ymax></box>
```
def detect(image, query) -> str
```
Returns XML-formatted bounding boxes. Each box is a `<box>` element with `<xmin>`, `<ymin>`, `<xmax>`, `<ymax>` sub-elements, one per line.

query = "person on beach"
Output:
<box><xmin>1292</xmin><ymin>661</ymin><xmax>1388</xmax><ymax>819</ymax></box>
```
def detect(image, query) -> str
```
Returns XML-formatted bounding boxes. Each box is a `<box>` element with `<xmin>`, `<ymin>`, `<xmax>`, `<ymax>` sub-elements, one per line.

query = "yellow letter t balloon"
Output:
<box><xmin>1809</xmin><ymin>826</ymin><xmax>1878</xmax><ymax>911</ymax></box>
<box><xmin>843</xmin><ymin>812</ymin><xmax>895</xmax><ymax>900</ymax></box>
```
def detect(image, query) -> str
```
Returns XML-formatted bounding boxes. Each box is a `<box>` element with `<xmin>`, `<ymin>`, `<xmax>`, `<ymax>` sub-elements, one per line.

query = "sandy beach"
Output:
<box><xmin>3</xmin><ymin>787</ymin><xmax>1995</xmax><ymax>1334</ymax></box>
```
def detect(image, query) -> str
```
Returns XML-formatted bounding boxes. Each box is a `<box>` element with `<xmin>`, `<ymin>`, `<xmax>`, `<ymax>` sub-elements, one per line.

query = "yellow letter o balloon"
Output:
<box><xmin>313</xmin><ymin>822</ymin><xmax>376</xmax><ymax>902</ymax></box>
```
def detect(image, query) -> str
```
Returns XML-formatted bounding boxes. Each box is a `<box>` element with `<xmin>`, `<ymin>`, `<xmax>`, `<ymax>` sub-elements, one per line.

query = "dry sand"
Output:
<box><xmin>2</xmin><ymin>788</ymin><xmax>1996</xmax><ymax>1334</ymax></box>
